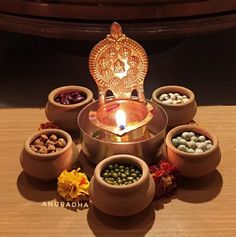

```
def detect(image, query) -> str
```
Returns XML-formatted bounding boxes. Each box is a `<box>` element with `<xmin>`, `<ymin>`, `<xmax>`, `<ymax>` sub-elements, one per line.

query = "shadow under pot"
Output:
<box><xmin>45</xmin><ymin>85</ymin><xmax>93</xmax><ymax>131</ymax></box>
<box><xmin>20</xmin><ymin>129</ymin><xmax>78</xmax><ymax>180</ymax></box>
<box><xmin>165</xmin><ymin>124</ymin><xmax>221</xmax><ymax>178</ymax></box>
<box><xmin>152</xmin><ymin>85</ymin><xmax>197</xmax><ymax>127</ymax></box>
<box><xmin>89</xmin><ymin>154</ymin><xmax>155</xmax><ymax>216</ymax></box>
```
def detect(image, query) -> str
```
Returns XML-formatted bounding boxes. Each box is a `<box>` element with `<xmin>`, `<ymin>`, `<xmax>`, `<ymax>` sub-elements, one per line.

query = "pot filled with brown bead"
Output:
<box><xmin>20</xmin><ymin>129</ymin><xmax>78</xmax><ymax>180</ymax></box>
<box><xmin>165</xmin><ymin>124</ymin><xmax>221</xmax><ymax>178</ymax></box>
<box><xmin>89</xmin><ymin>154</ymin><xmax>155</xmax><ymax>216</ymax></box>
<box><xmin>45</xmin><ymin>85</ymin><xmax>93</xmax><ymax>131</ymax></box>
<box><xmin>152</xmin><ymin>85</ymin><xmax>197</xmax><ymax>127</ymax></box>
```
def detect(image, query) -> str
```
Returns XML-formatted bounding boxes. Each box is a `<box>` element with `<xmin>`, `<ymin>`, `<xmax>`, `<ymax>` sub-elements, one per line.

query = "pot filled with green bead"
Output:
<box><xmin>152</xmin><ymin>85</ymin><xmax>197</xmax><ymax>127</ymax></box>
<box><xmin>89</xmin><ymin>154</ymin><xmax>155</xmax><ymax>216</ymax></box>
<box><xmin>165</xmin><ymin>124</ymin><xmax>221</xmax><ymax>178</ymax></box>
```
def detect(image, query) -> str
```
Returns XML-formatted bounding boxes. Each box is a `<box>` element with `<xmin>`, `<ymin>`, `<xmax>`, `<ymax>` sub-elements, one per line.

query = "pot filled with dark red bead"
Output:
<box><xmin>45</xmin><ymin>85</ymin><xmax>93</xmax><ymax>131</ymax></box>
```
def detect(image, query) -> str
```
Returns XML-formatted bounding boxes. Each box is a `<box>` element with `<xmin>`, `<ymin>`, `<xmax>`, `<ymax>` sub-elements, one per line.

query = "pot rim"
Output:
<box><xmin>165</xmin><ymin>124</ymin><xmax>219</xmax><ymax>159</ymax></box>
<box><xmin>152</xmin><ymin>85</ymin><xmax>195</xmax><ymax>108</ymax></box>
<box><xmin>48</xmin><ymin>85</ymin><xmax>93</xmax><ymax>108</ymax></box>
<box><xmin>24</xmin><ymin>128</ymin><xmax>72</xmax><ymax>160</ymax></box>
<box><xmin>94</xmin><ymin>154</ymin><xmax>150</xmax><ymax>192</ymax></box>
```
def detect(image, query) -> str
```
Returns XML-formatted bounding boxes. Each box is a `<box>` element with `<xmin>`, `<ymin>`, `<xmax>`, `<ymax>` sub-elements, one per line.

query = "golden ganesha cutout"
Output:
<box><xmin>89</xmin><ymin>22</ymin><xmax>148</xmax><ymax>103</ymax></box>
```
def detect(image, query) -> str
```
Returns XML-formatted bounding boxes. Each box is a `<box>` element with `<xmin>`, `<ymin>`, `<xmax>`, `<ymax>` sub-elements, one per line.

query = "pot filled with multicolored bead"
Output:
<box><xmin>45</xmin><ymin>85</ymin><xmax>93</xmax><ymax>131</ymax></box>
<box><xmin>165</xmin><ymin>124</ymin><xmax>221</xmax><ymax>178</ymax></box>
<box><xmin>152</xmin><ymin>85</ymin><xmax>197</xmax><ymax>127</ymax></box>
<box><xmin>89</xmin><ymin>154</ymin><xmax>155</xmax><ymax>216</ymax></box>
<box><xmin>20</xmin><ymin>128</ymin><xmax>78</xmax><ymax>180</ymax></box>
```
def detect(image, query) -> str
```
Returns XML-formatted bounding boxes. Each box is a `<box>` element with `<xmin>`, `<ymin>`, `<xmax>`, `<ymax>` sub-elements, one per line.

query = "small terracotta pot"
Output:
<box><xmin>45</xmin><ymin>85</ymin><xmax>93</xmax><ymax>131</ymax></box>
<box><xmin>20</xmin><ymin>129</ymin><xmax>78</xmax><ymax>180</ymax></box>
<box><xmin>152</xmin><ymin>85</ymin><xmax>197</xmax><ymax>127</ymax></box>
<box><xmin>89</xmin><ymin>154</ymin><xmax>155</xmax><ymax>216</ymax></box>
<box><xmin>165</xmin><ymin>125</ymin><xmax>221</xmax><ymax>178</ymax></box>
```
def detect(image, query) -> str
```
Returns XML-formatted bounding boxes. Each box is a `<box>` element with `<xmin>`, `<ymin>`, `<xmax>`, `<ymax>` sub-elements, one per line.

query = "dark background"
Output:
<box><xmin>0</xmin><ymin>28</ymin><xmax>235</xmax><ymax>107</ymax></box>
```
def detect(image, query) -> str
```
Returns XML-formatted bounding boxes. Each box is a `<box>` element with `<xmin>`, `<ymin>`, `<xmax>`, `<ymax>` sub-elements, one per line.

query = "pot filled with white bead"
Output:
<box><xmin>165</xmin><ymin>124</ymin><xmax>221</xmax><ymax>178</ymax></box>
<box><xmin>152</xmin><ymin>85</ymin><xmax>197</xmax><ymax>127</ymax></box>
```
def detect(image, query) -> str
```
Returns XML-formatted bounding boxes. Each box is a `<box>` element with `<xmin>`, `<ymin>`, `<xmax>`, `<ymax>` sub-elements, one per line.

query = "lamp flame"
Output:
<box><xmin>115</xmin><ymin>109</ymin><xmax>126</xmax><ymax>130</ymax></box>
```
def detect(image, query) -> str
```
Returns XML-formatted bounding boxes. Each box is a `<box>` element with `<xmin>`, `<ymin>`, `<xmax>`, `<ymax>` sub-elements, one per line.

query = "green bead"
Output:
<box><xmin>114</xmin><ymin>164</ymin><xmax>119</xmax><ymax>169</ymax></box>
<box><xmin>102</xmin><ymin>172</ymin><xmax>109</xmax><ymax>178</ymax></box>
<box><xmin>135</xmin><ymin>170</ymin><xmax>141</xmax><ymax>175</ymax></box>
<box><xmin>119</xmin><ymin>165</ymin><xmax>125</xmax><ymax>169</ymax></box>
<box><xmin>121</xmin><ymin>173</ymin><xmax>126</xmax><ymax>178</ymax></box>
<box><xmin>130</xmin><ymin>173</ymin><xmax>137</xmax><ymax>178</ymax></box>
<box><xmin>127</xmin><ymin>177</ymin><xmax>134</xmax><ymax>182</ymax></box>
<box><xmin>112</xmin><ymin>173</ymin><xmax>118</xmax><ymax>178</ymax></box>
<box><xmin>130</xmin><ymin>168</ymin><xmax>135</xmax><ymax>173</ymax></box>
<box><xmin>108</xmin><ymin>165</ymin><xmax>113</xmax><ymax>170</ymax></box>
<box><xmin>125</xmin><ymin>172</ymin><xmax>130</xmax><ymax>176</ymax></box>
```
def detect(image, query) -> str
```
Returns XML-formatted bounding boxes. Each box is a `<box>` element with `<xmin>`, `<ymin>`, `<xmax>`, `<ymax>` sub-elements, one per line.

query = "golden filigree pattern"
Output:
<box><xmin>89</xmin><ymin>22</ymin><xmax>148</xmax><ymax>103</ymax></box>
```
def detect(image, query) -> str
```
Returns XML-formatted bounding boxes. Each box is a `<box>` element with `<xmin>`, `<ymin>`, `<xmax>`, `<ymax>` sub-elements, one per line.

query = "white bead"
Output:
<box><xmin>205</xmin><ymin>140</ymin><xmax>212</xmax><ymax>145</ymax></box>
<box><xmin>182</xmin><ymin>132</ymin><xmax>191</xmax><ymax>140</ymax></box>
<box><xmin>189</xmin><ymin>132</ymin><xmax>195</xmax><ymax>137</ymax></box>
<box><xmin>172</xmin><ymin>138</ymin><xmax>179</xmax><ymax>147</ymax></box>
<box><xmin>175</xmin><ymin>99</ymin><xmax>182</xmax><ymax>104</ymax></box>
<box><xmin>183</xmin><ymin>98</ymin><xmax>190</xmax><ymax>103</ymax></box>
<box><xmin>177</xmin><ymin>136</ymin><xmax>182</xmax><ymax>141</ymax></box>
<box><xmin>191</xmin><ymin>136</ymin><xmax>198</xmax><ymax>142</ymax></box>
<box><xmin>159</xmin><ymin>93</ymin><xmax>168</xmax><ymax>101</ymax></box>
<box><xmin>187</xmin><ymin>141</ymin><xmax>197</xmax><ymax>149</ymax></box>
<box><xmin>187</xmin><ymin>148</ymin><xmax>195</xmax><ymax>153</ymax></box>
<box><xmin>178</xmin><ymin>145</ymin><xmax>187</xmax><ymax>152</ymax></box>
<box><xmin>197</xmin><ymin>143</ymin><xmax>206</xmax><ymax>150</ymax></box>
<box><xmin>169</xmin><ymin>93</ymin><xmax>176</xmax><ymax>100</ymax></box>
<box><xmin>162</xmin><ymin>99</ymin><xmax>173</xmax><ymax>104</ymax></box>
<box><xmin>206</xmin><ymin>144</ymin><xmax>213</xmax><ymax>150</ymax></box>
<box><xmin>198</xmin><ymin>135</ymin><xmax>206</xmax><ymax>142</ymax></box>
<box><xmin>195</xmin><ymin>148</ymin><xmax>204</xmax><ymax>153</ymax></box>
<box><xmin>179</xmin><ymin>138</ymin><xmax>187</xmax><ymax>146</ymax></box>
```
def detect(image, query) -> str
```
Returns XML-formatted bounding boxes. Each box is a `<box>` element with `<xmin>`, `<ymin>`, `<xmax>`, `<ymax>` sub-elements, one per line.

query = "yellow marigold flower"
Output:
<box><xmin>57</xmin><ymin>169</ymin><xmax>90</xmax><ymax>201</ymax></box>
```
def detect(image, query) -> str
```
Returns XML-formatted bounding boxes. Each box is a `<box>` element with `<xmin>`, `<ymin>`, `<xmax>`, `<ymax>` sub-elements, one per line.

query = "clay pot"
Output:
<box><xmin>20</xmin><ymin>129</ymin><xmax>78</xmax><ymax>180</ymax></box>
<box><xmin>152</xmin><ymin>85</ymin><xmax>197</xmax><ymax>127</ymax></box>
<box><xmin>165</xmin><ymin>125</ymin><xmax>221</xmax><ymax>178</ymax></box>
<box><xmin>89</xmin><ymin>154</ymin><xmax>155</xmax><ymax>216</ymax></box>
<box><xmin>45</xmin><ymin>85</ymin><xmax>93</xmax><ymax>131</ymax></box>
